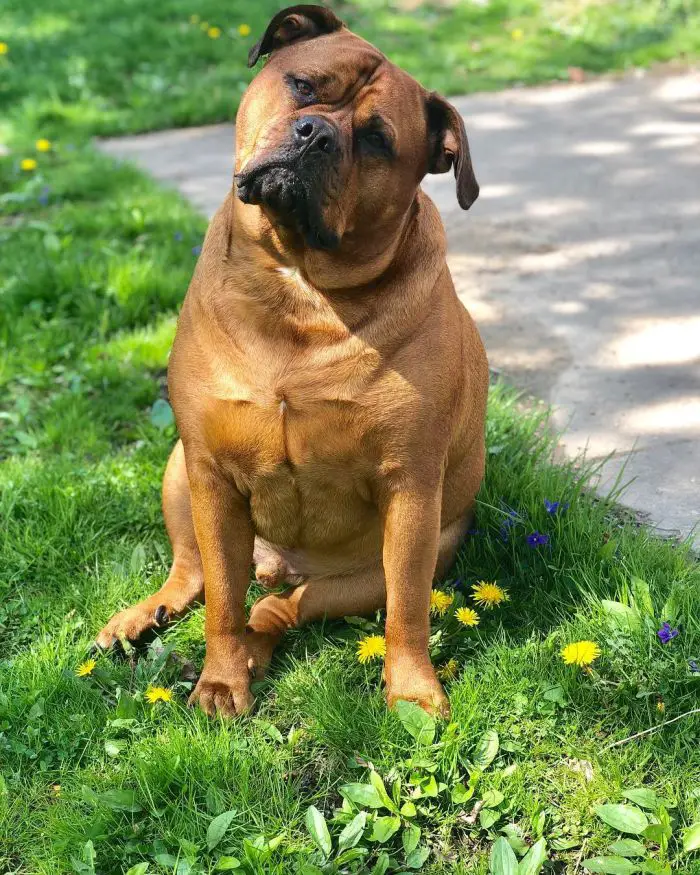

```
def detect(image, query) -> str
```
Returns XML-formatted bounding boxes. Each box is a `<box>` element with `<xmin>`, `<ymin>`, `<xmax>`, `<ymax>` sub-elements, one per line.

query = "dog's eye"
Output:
<box><xmin>293</xmin><ymin>79</ymin><xmax>314</xmax><ymax>98</ymax></box>
<box><xmin>363</xmin><ymin>132</ymin><xmax>386</xmax><ymax>149</ymax></box>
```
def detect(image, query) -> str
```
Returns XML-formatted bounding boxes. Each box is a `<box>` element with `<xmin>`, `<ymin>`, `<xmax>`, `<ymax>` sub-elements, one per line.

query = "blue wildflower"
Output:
<box><xmin>689</xmin><ymin>659</ymin><xmax>699</xmax><ymax>674</ymax></box>
<box><xmin>192</xmin><ymin>244</ymin><xmax>202</xmax><ymax>256</ymax></box>
<box><xmin>657</xmin><ymin>622</ymin><xmax>679</xmax><ymax>644</ymax></box>
<box><xmin>544</xmin><ymin>499</ymin><xmax>570</xmax><ymax>514</ymax></box>
<box><xmin>174</xmin><ymin>231</ymin><xmax>183</xmax><ymax>241</ymax></box>
<box><xmin>527</xmin><ymin>531</ymin><xmax>549</xmax><ymax>548</ymax></box>
<box><xmin>38</xmin><ymin>185</ymin><xmax>51</xmax><ymax>206</ymax></box>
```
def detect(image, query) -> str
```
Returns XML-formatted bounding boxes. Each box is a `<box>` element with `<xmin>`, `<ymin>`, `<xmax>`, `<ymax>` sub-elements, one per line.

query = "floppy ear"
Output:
<box><xmin>247</xmin><ymin>4</ymin><xmax>344</xmax><ymax>67</ymax></box>
<box><xmin>425</xmin><ymin>93</ymin><xmax>479</xmax><ymax>210</ymax></box>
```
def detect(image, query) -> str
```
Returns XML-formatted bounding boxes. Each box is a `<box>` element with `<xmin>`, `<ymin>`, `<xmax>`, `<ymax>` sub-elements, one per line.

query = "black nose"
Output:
<box><xmin>293</xmin><ymin>115</ymin><xmax>336</xmax><ymax>154</ymax></box>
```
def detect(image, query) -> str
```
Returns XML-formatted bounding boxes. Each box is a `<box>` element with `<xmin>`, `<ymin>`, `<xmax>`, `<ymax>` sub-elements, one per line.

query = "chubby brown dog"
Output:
<box><xmin>96</xmin><ymin>4</ymin><xmax>489</xmax><ymax>718</ymax></box>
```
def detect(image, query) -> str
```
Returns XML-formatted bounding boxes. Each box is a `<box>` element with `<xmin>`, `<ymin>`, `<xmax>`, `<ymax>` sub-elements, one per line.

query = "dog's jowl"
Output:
<box><xmin>96</xmin><ymin>4</ymin><xmax>489</xmax><ymax>719</ymax></box>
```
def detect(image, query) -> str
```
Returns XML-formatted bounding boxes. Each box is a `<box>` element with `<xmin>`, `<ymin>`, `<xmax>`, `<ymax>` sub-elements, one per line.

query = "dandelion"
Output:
<box><xmin>471</xmin><ymin>581</ymin><xmax>509</xmax><ymax>609</ymax></box>
<box><xmin>561</xmin><ymin>640</ymin><xmax>601</xmax><ymax>667</ymax></box>
<box><xmin>20</xmin><ymin>158</ymin><xmax>37</xmax><ymax>171</ymax></box>
<box><xmin>189</xmin><ymin>14</ymin><xmax>200</xmax><ymax>24</ymax></box>
<box><xmin>438</xmin><ymin>658</ymin><xmax>460</xmax><ymax>681</ymax></box>
<box><xmin>430</xmin><ymin>590</ymin><xmax>454</xmax><ymax>616</ymax></box>
<box><xmin>656</xmin><ymin>699</ymin><xmax>665</xmax><ymax>713</ymax></box>
<box><xmin>51</xmin><ymin>784</ymin><xmax>61</xmax><ymax>797</ymax></box>
<box><xmin>657</xmin><ymin>622</ymin><xmax>679</xmax><ymax>644</ymax></box>
<box><xmin>356</xmin><ymin>634</ymin><xmax>386</xmax><ymax>664</ymax></box>
<box><xmin>511</xmin><ymin>28</ymin><xmax>524</xmax><ymax>40</ymax></box>
<box><xmin>35</xmin><ymin>138</ymin><xmax>51</xmax><ymax>152</ymax></box>
<box><xmin>0</xmin><ymin>42</ymin><xmax>8</xmax><ymax>55</ymax></box>
<box><xmin>208</xmin><ymin>26</ymin><xmax>221</xmax><ymax>39</ymax></box>
<box><xmin>238</xmin><ymin>23</ymin><xmax>252</xmax><ymax>37</ymax></box>
<box><xmin>455</xmin><ymin>606</ymin><xmax>480</xmax><ymax>627</ymax></box>
<box><xmin>527</xmin><ymin>531</ymin><xmax>549</xmax><ymax>548</ymax></box>
<box><xmin>76</xmin><ymin>658</ymin><xmax>97</xmax><ymax>677</ymax></box>
<box><xmin>145</xmin><ymin>685</ymin><xmax>173</xmax><ymax>704</ymax></box>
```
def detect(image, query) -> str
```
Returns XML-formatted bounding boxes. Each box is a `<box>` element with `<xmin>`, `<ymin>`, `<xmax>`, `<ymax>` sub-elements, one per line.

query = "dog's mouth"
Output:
<box><xmin>235</xmin><ymin>159</ymin><xmax>340</xmax><ymax>251</ymax></box>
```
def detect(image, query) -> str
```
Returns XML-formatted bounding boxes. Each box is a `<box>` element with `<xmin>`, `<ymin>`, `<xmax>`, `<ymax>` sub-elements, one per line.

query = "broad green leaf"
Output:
<box><xmin>154</xmin><ymin>855</ymin><xmax>178</xmax><ymax>868</ymax></box>
<box><xmin>104</xmin><ymin>739</ymin><xmax>126</xmax><ymax>758</ymax></box>
<box><xmin>640</xmin><ymin>862</ymin><xmax>671</xmax><ymax>875</ymax></box>
<box><xmin>214</xmin><ymin>858</ymin><xmax>241</xmax><ymax>871</ymax></box>
<box><xmin>519</xmin><ymin>838</ymin><xmax>547</xmax><ymax>875</ymax></box>
<box><xmin>481</xmin><ymin>808</ymin><xmax>501</xmax><ymax>830</ymax></box>
<box><xmin>370</xmin><ymin>770</ymin><xmax>397</xmax><ymax>812</ymax></box>
<box><xmin>371</xmin><ymin>851</ymin><xmax>391</xmax><ymax>875</ymax></box>
<box><xmin>130</xmin><ymin>543</ymin><xmax>147</xmax><ymax>574</ymax></box>
<box><xmin>683</xmin><ymin>822</ymin><xmax>700</xmax><ymax>853</ymax></box>
<box><xmin>582</xmin><ymin>856</ymin><xmax>640</xmax><ymax>874</ymax></box>
<box><xmin>394</xmin><ymin>700</ymin><xmax>436</xmax><ymax>745</ymax></box>
<box><xmin>125</xmin><ymin>865</ymin><xmax>149</xmax><ymax>875</ymax></box>
<box><xmin>482</xmin><ymin>789</ymin><xmax>505</xmax><ymax>808</ymax></box>
<box><xmin>403</xmin><ymin>824</ymin><xmax>421</xmax><ymax>854</ymax></box>
<box><xmin>97</xmin><ymin>789</ymin><xmax>142</xmax><ymax>812</ymax></box>
<box><xmin>600</xmin><ymin>600</ymin><xmax>641</xmax><ymax>631</ymax></box>
<box><xmin>260</xmin><ymin>721</ymin><xmax>284</xmax><ymax>744</ymax></box>
<box><xmin>643</xmin><ymin>824</ymin><xmax>671</xmax><ymax>843</ymax></box>
<box><xmin>150</xmin><ymin>398</ymin><xmax>175</xmax><ymax>429</ymax></box>
<box><xmin>420</xmin><ymin>775</ymin><xmax>438</xmax><ymax>798</ymax></box>
<box><xmin>370</xmin><ymin>815</ymin><xmax>401</xmax><ymax>843</ymax></box>
<box><xmin>474</xmin><ymin>730</ymin><xmax>500</xmax><ymax>770</ymax></box>
<box><xmin>298</xmin><ymin>867</ymin><xmax>324</xmax><ymax>875</ymax></box>
<box><xmin>401</xmin><ymin>801</ymin><xmax>417</xmax><ymax>817</ymax></box>
<box><xmin>594</xmin><ymin>804</ymin><xmax>649</xmax><ymax>835</ymax></box>
<box><xmin>451</xmin><ymin>782</ymin><xmax>474</xmax><ymax>804</ymax></box>
<box><xmin>336</xmin><ymin>849</ymin><xmax>368</xmax><ymax>865</ymax></box>
<box><xmin>622</xmin><ymin>789</ymin><xmax>659</xmax><ymax>811</ymax></box>
<box><xmin>502</xmin><ymin>824</ymin><xmax>529</xmax><ymax>857</ymax></box>
<box><xmin>337</xmin><ymin>811</ymin><xmax>367</xmax><ymax>851</ymax></box>
<box><xmin>340</xmin><ymin>782</ymin><xmax>385</xmax><ymax>809</ymax></box>
<box><xmin>207</xmin><ymin>810</ymin><xmax>237</xmax><ymax>851</ymax></box>
<box><xmin>305</xmin><ymin>806</ymin><xmax>332</xmax><ymax>858</ymax></box>
<box><xmin>406</xmin><ymin>847</ymin><xmax>430</xmax><ymax>869</ymax></box>
<box><xmin>490</xmin><ymin>836</ymin><xmax>519</xmax><ymax>875</ymax></box>
<box><xmin>608</xmin><ymin>839</ymin><xmax>646</xmax><ymax>858</ymax></box>
<box><xmin>630</xmin><ymin>578</ymin><xmax>654</xmax><ymax>617</ymax></box>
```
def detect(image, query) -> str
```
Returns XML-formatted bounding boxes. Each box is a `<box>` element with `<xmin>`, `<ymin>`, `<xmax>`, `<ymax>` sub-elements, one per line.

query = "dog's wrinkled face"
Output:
<box><xmin>235</xmin><ymin>5</ymin><xmax>478</xmax><ymax>252</ymax></box>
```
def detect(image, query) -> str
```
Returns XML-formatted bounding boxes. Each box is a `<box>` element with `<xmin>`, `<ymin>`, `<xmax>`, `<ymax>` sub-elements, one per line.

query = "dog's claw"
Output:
<box><xmin>154</xmin><ymin>604</ymin><xmax>170</xmax><ymax>626</ymax></box>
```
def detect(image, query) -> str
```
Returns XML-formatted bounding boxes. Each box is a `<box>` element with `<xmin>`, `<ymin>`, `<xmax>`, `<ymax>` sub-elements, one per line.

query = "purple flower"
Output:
<box><xmin>467</xmin><ymin>528</ymin><xmax>484</xmax><ymax>537</ymax></box>
<box><xmin>657</xmin><ymin>622</ymin><xmax>679</xmax><ymax>644</ymax></box>
<box><xmin>38</xmin><ymin>185</ymin><xmax>51</xmax><ymax>206</ymax></box>
<box><xmin>544</xmin><ymin>498</ymin><xmax>570</xmax><ymax>514</ymax></box>
<box><xmin>173</xmin><ymin>231</ymin><xmax>183</xmax><ymax>241</ymax></box>
<box><xmin>689</xmin><ymin>659</ymin><xmax>699</xmax><ymax>674</ymax></box>
<box><xmin>527</xmin><ymin>531</ymin><xmax>549</xmax><ymax>548</ymax></box>
<box><xmin>192</xmin><ymin>244</ymin><xmax>202</xmax><ymax>256</ymax></box>
<box><xmin>450</xmin><ymin>577</ymin><xmax>466</xmax><ymax>591</ymax></box>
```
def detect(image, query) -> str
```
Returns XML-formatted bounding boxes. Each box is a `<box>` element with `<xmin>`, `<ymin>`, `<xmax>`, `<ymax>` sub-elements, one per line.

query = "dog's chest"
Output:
<box><xmin>203</xmin><ymin>342</ymin><xmax>387</xmax><ymax>548</ymax></box>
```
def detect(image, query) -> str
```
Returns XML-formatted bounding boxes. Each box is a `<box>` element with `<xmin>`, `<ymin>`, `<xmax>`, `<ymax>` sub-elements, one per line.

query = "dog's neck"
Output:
<box><xmin>194</xmin><ymin>189</ymin><xmax>446</xmax><ymax>345</ymax></box>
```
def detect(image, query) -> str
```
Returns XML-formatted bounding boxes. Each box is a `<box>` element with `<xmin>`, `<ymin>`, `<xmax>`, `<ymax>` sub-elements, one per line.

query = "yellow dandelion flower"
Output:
<box><xmin>657</xmin><ymin>699</ymin><xmax>665</xmax><ymax>713</ymax></box>
<box><xmin>35</xmin><ymin>138</ymin><xmax>51</xmax><ymax>152</ymax></box>
<box><xmin>0</xmin><ymin>42</ymin><xmax>8</xmax><ymax>55</ymax></box>
<box><xmin>471</xmin><ymin>581</ymin><xmax>509</xmax><ymax>609</ymax></box>
<box><xmin>511</xmin><ymin>28</ymin><xmax>524</xmax><ymax>40</ymax></box>
<box><xmin>455</xmin><ymin>606</ymin><xmax>480</xmax><ymax>627</ymax></box>
<box><xmin>430</xmin><ymin>590</ymin><xmax>454</xmax><ymax>616</ymax></box>
<box><xmin>208</xmin><ymin>26</ymin><xmax>221</xmax><ymax>39</ymax></box>
<box><xmin>561</xmin><ymin>640</ymin><xmax>601</xmax><ymax>667</ymax></box>
<box><xmin>238</xmin><ymin>23</ymin><xmax>252</xmax><ymax>37</ymax></box>
<box><xmin>356</xmin><ymin>634</ymin><xmax>386</xmax><ymax>664</ymax></box>
<box><xmin>189</xmin><ymin>14</ymin><xmax>200</xmax><ymax>24</ymax></box>
<box><xmin>76</xmin><ymin>658</ymin><xmax>96</xmax><ymax>677</ymax></box>
<box><xmin>437</xmin><ymin>658</ymin><xmax>460</xmax><ymax>681</ymax></box>
<box><xmin>20</xmin><ymin>158</ymin><xmax>37</xmax><ymax>171</ymax></box>
<box><xmin>145</xmin><ymin>685</ymin><xmax>173</xmax><ymax>704</ymax></box>
<box><xmin>51</xmin><ymin>784</ymin><xmax>61</xmax><ymax>797</ymax></box>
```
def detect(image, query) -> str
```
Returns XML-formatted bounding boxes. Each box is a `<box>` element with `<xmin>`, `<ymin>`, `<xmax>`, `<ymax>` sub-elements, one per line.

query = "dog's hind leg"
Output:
<box><xmin>95</xmin><ymin>440</ymin><xmax>204</xmax><ymax>649</ymax></box>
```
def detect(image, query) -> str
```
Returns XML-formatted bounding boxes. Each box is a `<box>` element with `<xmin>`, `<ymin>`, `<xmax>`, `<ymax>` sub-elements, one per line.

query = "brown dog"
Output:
<box><xmin>96</xmin><ymin>4</ymin><xmax>488</xmax><ymax>718</ymax></box>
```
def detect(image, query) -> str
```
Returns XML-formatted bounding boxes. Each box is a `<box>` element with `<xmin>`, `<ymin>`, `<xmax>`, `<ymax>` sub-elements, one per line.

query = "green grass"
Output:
<box><xmin>2</xmin><ymin>1</ymin><xmax>700</xmax><ymax>873</ymax></box>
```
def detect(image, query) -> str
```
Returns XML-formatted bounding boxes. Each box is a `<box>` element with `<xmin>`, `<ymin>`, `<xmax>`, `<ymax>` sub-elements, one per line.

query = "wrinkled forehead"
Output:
<box><xmin>261</xmin><ymin>30</ymin><xmax>427</xmax><ymax>139</ymax></box>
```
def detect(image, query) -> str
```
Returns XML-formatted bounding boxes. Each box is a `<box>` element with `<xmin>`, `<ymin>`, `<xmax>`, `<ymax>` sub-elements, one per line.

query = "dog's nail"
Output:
<box><xmin>247</xmin><ymin>657</ymin><xmax>257</xmax><ymax>679</ymax></box>
<box><xmin>88</xmin><ymin>642</ymin><xmax>103</xmax><ymax>657</ymax></box>
<box><xmin>154</xmin><ymin>605</ymin><xmax>170</xmax><ymax>626</ymax></box>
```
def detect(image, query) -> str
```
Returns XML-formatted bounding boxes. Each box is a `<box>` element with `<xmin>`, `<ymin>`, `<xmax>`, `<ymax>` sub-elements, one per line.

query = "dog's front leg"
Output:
<box><xmin>381</xmin><ymin>487</ymin><xmax>450</xmax><ymax>718</ymax></box>
<box><xmin>186</xmin><ymin>460</ymin><xmax>256</xmax><ymax>717</ymax></box>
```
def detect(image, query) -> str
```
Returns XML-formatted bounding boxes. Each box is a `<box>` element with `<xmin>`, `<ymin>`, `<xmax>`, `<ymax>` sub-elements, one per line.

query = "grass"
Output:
<box><xmin>1</xmin><ymin>1</ymin><xmax>700</xmax><ymax>873</ymax></box>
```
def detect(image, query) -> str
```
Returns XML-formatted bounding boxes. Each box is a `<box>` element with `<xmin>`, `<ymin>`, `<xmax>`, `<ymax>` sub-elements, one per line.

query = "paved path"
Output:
<box><xmin>99</xmin><ymin>72</ymin><xmax>700</xmax><ymax>543</ymax></box>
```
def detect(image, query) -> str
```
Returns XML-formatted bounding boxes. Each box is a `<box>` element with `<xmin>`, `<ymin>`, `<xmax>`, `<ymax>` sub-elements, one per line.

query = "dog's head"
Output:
<box><xmin>234</xmin><ymin>4</ymin><xmax>478</xmax><ymax>252</ymax></box>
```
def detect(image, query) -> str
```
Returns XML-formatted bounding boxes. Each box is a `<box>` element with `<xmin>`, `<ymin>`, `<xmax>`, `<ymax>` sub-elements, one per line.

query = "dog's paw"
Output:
<box><xmin>188</xmin><ymin>672</ymin><xmax>254</xmax><ymax>718</ymax></box>
<box><xmin>385</xmin><ymin>663</ymin><xmax>450</xmax><ymax>719</ymax></box>
<box><xmin>95</xmin><ymin>601</ymin><xmax>170</xmax><ymax>651</ymax></box>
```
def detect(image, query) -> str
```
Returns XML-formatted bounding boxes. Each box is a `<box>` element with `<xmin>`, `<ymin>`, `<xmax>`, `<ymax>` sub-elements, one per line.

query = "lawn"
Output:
<box><xmin>1</xmin><ymin>0</ymin><xmax>700</xmax><ymax>873</ymax></box>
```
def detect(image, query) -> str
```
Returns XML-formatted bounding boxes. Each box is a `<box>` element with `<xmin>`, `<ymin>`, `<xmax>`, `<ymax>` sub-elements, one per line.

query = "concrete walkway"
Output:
<box><xmin>99</xmin><ymin>72</ymin><xmax>700</xmax><ymax>543</ymax></box>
